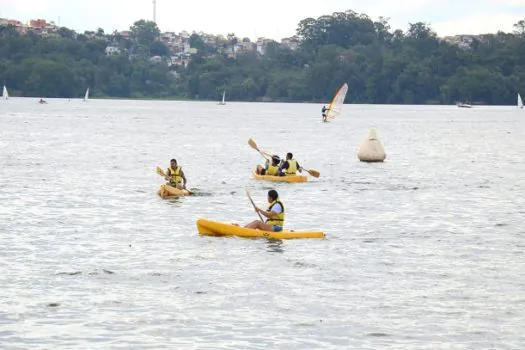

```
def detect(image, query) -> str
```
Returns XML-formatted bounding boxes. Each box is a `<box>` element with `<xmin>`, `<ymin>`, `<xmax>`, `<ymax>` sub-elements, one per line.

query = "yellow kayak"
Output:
<box><xmin>196</xmin><ymin>218</ymin><xmax>325</xmax><ymax>240</ymax></box>
<box><xmin>252</xmin><ymin>169</ymin><xmax>307</xmax><ymax>183</ymax></box>
<box><xmin>158</xmin><ymin>184</ymin><xmax>191</xmax><ymax>198</ymax></box>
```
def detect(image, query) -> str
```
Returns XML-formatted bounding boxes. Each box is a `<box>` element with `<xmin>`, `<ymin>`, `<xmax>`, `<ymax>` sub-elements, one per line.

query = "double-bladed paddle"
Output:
<box><xmin>249</xmin><ymin>139</ymin><xmax>321</xmax><ymax>178</ymax></box>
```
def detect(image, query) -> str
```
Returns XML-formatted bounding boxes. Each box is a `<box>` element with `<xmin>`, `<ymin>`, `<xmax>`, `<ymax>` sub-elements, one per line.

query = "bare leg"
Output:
<box><xmin>245</xmin><ymin>220</ymin><xmax>275</xmax><ymax>231</ymax></box>
<box><xmin>256</xmin><ymin>165</ymin><xmax>264</xmax><ymax>174</ymax></box>
<box><xmin>245</xmin><ymin>220</ymin><xmax>262</xmax><ymax>229</ymax></box>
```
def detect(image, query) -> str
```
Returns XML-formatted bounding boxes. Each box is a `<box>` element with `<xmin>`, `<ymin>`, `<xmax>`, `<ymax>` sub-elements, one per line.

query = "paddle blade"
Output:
<box><xmin>307</xmin><ymin>169</ymin><xmax>320</xmax><ymax>178</ymax></box>
<box><xmin>156</xmin><ymin>166</ymin><xmax>166</xmax><ymax>177</ymax></box>
<box><xmin>248</xmin><ymin>138</ymin><xmax>258</xmax><ymax>150</ymax></box>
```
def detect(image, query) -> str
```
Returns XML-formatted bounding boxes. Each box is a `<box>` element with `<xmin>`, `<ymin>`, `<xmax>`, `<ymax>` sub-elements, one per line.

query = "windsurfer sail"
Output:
<box><xmin>325</xmin><ymin>83</ymin><xmax>348</xmax><ymax>121</ymax></box>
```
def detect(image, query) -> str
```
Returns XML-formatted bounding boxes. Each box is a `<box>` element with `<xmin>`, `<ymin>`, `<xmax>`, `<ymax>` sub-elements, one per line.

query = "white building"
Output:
<box><xmin>256</xmin><ymin>38</ymin><xmax>273</xmax><ymax>55</ymax></box>
<box><xmin>441</xmin><ymin>35</ymin><xmax>480</xmax><ymax>50</ymax></box>
<box><xmin>281</xmin><ymin>36</ymin><xmax>300</xmax><ymax>51</ymax></box>
<box><xmin>105</xmin><ymin>46</ymin><xmax>121</xmax><ymax>56</ymax></box>
<box><xmin>150</xmin><ymin>55</ymin><xmax>163</xmax><ymax>63</ymax></box>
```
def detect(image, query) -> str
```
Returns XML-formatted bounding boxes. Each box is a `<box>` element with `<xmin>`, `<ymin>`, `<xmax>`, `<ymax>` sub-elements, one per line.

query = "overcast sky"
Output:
<box><xmin>1</xmin><ymin>0</ymin><xmax>525</xmax><ymax>40</ymax></box>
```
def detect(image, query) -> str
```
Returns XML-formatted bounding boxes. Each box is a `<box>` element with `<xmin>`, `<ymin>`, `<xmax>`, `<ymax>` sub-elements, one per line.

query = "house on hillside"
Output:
<box><xmin>120</xmin><ymin>31</ymin><xmax>132</xmax><ymax>39</ymax></box>
<box><xmin>281</xmin><ymin>36</ymin><xmax>300</xmax><ymax>50</ymax></box>
<box><xmin>150</xmin><ymin>55</ymin><xmax>163</xmax><ymax>63</ymax></box>
<box><xmin>105</xmin><ymin>46</ymin><xmax>121</xmax><ymax>56</ymax></box>
<box><xmin>239</xmin><ymin>40</ymin><xmax>256</xmax><ymax>52</ymax></box>
<box><xmin>0</xmin><ymin>18</ymin><xmax>27</xmax><ymax>33</ymax></box>
<box><xmin>441</xmin><ymin>35</ymin><xmax>480</xmax><ymax>50</ymax></box>
<box><xmin>256</xmin><ymin>38</ymin><xmax>274</xmax><ymax>55</ymax></box>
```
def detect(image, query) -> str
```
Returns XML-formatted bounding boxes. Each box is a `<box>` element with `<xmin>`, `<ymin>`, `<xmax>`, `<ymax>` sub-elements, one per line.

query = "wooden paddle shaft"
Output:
<box><xmin>246</xmin><ymin>190</ymin><xmax>264</xmax><ymax>222</ymax></box>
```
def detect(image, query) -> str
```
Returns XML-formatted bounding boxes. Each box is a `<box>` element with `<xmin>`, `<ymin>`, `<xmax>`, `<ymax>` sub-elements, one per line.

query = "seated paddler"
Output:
<box><xmin>165</xmin><ymin>158</ymin><xmax>187</xmax><ymax>189</ymax></box>
<box><xmin>242</xmin><ymin>190</ymin><xmax>285</xmax><ymax>232</ymax></box>
<box><xmin>279</xmin><ymin>152</ymin><xmax>302</xmax><ymax>176</ymax></box>
<box><xmin>256</xmin><ymin>155</ymin><xmax>281</xmax><ymax>176</ymax></box>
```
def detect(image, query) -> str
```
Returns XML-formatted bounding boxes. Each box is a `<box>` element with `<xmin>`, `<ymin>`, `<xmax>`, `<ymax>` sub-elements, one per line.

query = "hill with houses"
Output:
<box><xmin>1</xmin><ymin>12</ymin><xmax>525</xmax><ymax>105</ymax></box>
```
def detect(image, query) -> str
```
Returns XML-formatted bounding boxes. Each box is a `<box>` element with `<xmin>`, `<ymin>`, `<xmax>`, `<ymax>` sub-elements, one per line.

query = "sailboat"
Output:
<box><xmin>457</xmin><ymin>102</ymin><xmax>472</xmax><ymax>108</ymax></box>
<box><xmin>83</xmin><ymin>88</ymin><xmax>89</xmax><ymax>102</ymax></box>
<box><xmin>323</xmin><ymin>83</ymin><xmax>348</xmax><ymax>122</ymax></box>
<box><xmin>518</xmin><ymin>93</ymin><xmax>523</xmax><ymax>109</ymax></box>
<box><xmin>218</xmin><ymin>90</ymin><xmax>226</xmax><ymax>105</ymax></box>
<box><xmin>2</xmin><ymin>85</ymin><xmax>8</xmax><ymax>100</ymax></box>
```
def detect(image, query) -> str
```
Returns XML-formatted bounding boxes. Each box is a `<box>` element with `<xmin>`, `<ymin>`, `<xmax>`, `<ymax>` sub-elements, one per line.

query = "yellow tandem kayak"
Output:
<box><xmin>158</xmin><ymin>184</ymin><xmax>191</xmax><ymax>198</ymax></box>
<box><xmin>252</xmin><ymin>169</ymin><xmax>307</xmax><ymax>183</ymax></box>
<box><xmin>196</xmin><ymin>218</ymin><xmax>325</xmax><ymax>240</ymax></box>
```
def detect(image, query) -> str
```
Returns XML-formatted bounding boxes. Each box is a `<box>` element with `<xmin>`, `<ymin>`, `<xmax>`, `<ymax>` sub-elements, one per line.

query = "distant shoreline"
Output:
<box><xmin>2</xmin><ymin>96</ymin><xmax>511</xmax><ymax>106</ymax></box>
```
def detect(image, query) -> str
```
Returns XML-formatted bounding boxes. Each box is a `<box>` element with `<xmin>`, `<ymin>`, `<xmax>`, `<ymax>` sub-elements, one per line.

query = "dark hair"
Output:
<box><xmin>170</xmin><ymin>159</ymin><xmax>177</xmax><ymax>163</ymax></box>
<box><xmin>268</xmin><ymin>189</ymin><xmax>279</xmax><ymax>201</ymax></box>
<box><xmin>287</xmin><ymin>153</ymin><xmax>293</xmax><ymax>159</ymax></box>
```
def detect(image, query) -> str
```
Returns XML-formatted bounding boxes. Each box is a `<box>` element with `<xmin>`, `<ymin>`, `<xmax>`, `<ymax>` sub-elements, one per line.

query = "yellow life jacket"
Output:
<box><xmin>285</xmin><ymin>159</ymin><xmax>298</xmax><ymax>176</ymax></box>
<box><xmin>266</xmin><ymin>199</ymin><xmax>285</xmax><ymax>227</ymax></box>
<box><xmin>266</xmin><ymin>164</ymin><xmax>279</xmax><ymax>176</ymax></box>
<box><xmin>168</xmin><ymin>166</ymin><xmax>182</xmax><ymax>185</ymax></box>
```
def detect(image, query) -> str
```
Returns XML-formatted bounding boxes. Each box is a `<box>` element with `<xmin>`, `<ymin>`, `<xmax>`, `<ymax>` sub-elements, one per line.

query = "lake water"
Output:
<box><xmin>1</xmin><ymin>98</ymin><xmax>524</xmax><ymax>349</ymax></box>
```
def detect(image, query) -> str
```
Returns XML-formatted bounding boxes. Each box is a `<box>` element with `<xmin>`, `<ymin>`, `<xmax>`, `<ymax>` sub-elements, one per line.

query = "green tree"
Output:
<box><xmin>130</xmin><ymin>20</ymin><xmax>160</xmax><ymax>47</ymax></box>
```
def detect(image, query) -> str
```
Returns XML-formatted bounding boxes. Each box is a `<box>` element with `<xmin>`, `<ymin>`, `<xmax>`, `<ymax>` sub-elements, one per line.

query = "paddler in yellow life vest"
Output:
<box><xmin>243</xmin><ymin>190</ymin><xmax>285</xmax><ymax>232</ymax></box>
<box><xmin>255</xmin><ymin>155</ymin><xmax>280</xmax><ymax>176</ymax></box>
<box><xmin>165</xmin><ymin>158</ymin><xmax>187</xmax><ymax>189</ymax></box>
<box><xmin>279</xmin><ymin>153</ymin><xmax>302</xmax><ymax>176</ymax></box>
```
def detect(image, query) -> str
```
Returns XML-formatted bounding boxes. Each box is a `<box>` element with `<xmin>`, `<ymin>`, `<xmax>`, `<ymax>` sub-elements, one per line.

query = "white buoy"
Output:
<box><xmin>357</xmin><ymin>128</ymin><xmax>386</xmax><ymax>162</ymax></box>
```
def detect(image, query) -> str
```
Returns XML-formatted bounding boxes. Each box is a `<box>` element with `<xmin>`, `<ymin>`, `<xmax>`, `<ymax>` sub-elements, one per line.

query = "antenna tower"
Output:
<box><xmin>153</xmin><ymin>0</ymin><xmax>157</xmax><ymax>23</ymax></box>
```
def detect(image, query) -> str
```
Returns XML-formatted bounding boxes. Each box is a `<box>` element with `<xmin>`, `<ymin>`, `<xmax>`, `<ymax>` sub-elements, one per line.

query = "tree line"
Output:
<box><xmin>2</xmin><ymin>11</ymin><xmax>525</xmax><ymax>105</ymax></box>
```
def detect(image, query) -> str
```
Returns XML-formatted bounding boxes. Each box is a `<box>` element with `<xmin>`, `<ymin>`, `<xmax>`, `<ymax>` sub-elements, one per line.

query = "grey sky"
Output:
<box><xmin>1</xmin><ymin>0</ymin><xmax>525</xmax><ymax>39</ymax></box>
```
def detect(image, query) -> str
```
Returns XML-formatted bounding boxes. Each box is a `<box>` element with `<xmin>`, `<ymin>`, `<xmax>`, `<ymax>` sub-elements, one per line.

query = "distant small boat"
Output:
<box><xmin>457</xmin><ymin>102</ymin><xmax>472</xmax><ymax>108</ymax></box>
<box><xmin>38</xmin><ymin>98</ymin><xmax>47</xmax><ymax>104</ymax></box>
<box><xmin>83</xmin><ymin>88</ymin><xmax>89</xmax><ymax>102</ymax></box>
<box><xmin>518</xmin><ymin>93</ymin><xmax>523</xmax><ymax>109</ymax></box>
<box><xmin>218</xmin><ymin>91</ymin><xmax>226</xmax><ymax>105</ymax></box>
<box><xmin>2</xmin><ymin>85</ymin><xmax>8</xmax><ymax>100</ymax></box>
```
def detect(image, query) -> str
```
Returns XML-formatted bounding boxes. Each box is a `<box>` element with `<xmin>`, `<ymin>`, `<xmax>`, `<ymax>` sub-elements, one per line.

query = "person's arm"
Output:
<box><xmin>180</xmin><ymin>169</ymin><xmax>187</xmax><ymax>188</ymax></box>
<box><xmin>165</xmin><ymin>168</ymin><xmax>171</xmax><ymax>181</ymax></box>
<box><xmin>279</xmin><ymin>161</ymin><xmax>289</xmax><ymax>172</ymax></box>
<box><xmin>256</xmin><ymin>206</ymin><xmax>278</xmax><ymax>219</ymax></box>
<box><xmin>256</xmin><ymin>203</ymin><xmax>281</xmax><ymax>218</ymax></box>
<box><xmin>297</xmin><ymin>162</ymin><xmax>302</xmax><ymax>173</ymax></box>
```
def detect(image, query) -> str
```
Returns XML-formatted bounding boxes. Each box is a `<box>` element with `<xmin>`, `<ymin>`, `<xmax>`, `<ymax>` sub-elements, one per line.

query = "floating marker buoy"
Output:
<box><xmin>357</xmin><ymin>128</ymin><xmax>386</xmax><ymax>162</ymax></box>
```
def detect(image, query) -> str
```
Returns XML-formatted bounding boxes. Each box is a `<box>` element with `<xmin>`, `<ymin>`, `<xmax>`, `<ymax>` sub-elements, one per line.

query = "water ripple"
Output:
<box><xmin>1</xmin><ymin>100</ymin><xmax>524</xmax><ymax>349</ymax></box>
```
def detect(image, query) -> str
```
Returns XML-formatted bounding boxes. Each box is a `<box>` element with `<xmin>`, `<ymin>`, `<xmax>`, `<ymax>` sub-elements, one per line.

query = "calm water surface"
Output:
<box><xmin>1</xmin><ymin>99</ymin><xmax>524</xmax><ymax>349</ymax></box>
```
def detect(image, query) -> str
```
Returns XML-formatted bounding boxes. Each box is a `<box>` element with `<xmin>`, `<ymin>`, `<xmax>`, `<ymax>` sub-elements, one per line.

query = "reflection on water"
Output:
<box><xmin>0</xmin><ymin>99</ymin><xmax>524</xmax><ymax>349</ymax></box>
<box><xmin>266</xmin><ymin>240</ymin><xmax>285</xmax><ymax>254</ymax></box>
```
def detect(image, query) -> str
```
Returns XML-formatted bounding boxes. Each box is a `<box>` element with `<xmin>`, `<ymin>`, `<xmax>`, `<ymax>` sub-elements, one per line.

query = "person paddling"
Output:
<box><xmin>239</xmin><ymin>189</ymin><xmax>285</xmax><ymax>232</ymax></box>
<box><xmin>165</xmin><ymin>158</ymin><xmax>187</xmax><ymax>189</ymax></box>
<box><xmin>279</xmin><ymin>152</ymin><xmax>302</xmax><ymax>176</ymax></box>
<box><xmin>256</xmin><ymin>155</ymin><xmax>280</xmax><ymax>176</ymax></box>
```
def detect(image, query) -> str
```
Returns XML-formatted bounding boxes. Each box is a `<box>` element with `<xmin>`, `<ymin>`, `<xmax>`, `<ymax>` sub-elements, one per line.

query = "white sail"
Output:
<box><xmin>518</xmin><ymin>93</ymin><xmax>523</xmax><ymax>109</ymax></box>
<box><xmin>83</xmin><ymin>88</ymin><xmax>89</xmax><ymax>102</ymax></box>
<box><xmin>219</xmin><ymin>90</ymin><xmax>226</xmax><ymax>105</ymax></box>
<box><xmin>2</xmin><ymin>85</ymin><xmax>8</xmax><ymax>100</ymax></box>
<box><xmin>326</xmin><ymin>83</ymin><xmax>348</xmax><ymax>120</ymax></box>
